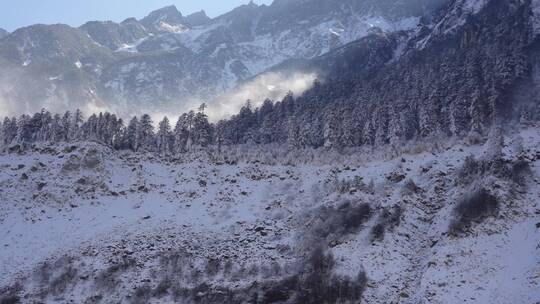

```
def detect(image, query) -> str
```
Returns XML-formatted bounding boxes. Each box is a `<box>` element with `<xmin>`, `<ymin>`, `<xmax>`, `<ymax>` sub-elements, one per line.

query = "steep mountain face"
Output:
<box><xmin>0</xmin><ymin>28</ymin><xmax>7</xmax><ymax>39</ymax></box>
<box><xmin>0</xmin><ymin>24</ymin><xmax>117</xmax><ymax>116</ymax></box>
<box><xmin>0</xmin><ymin>1</ymin><xmax>539</xmax><ymax>303</ymax></box>
<box><xmin>0</xmin><ymin>24</ymin><xmax>115</xmax><ymax>69</ymax></box>
<box><xmin>79</xmin><ymin>19</ymin><xmax>147</xmax><ymax>51</ymax></box>
<box><xmin>101</xmin><ymin>0</ymin><xmax>440</xmax><ymax>111</ymax></box>
<box><xmin>218</xmin><ymin>0</ymin><xmax>540</xmax><ymax>148</ymax></box>
<box><xmin>0</xmin><ymin>0</ymin><xmax>445</xmax><ymax>117</ymax></box>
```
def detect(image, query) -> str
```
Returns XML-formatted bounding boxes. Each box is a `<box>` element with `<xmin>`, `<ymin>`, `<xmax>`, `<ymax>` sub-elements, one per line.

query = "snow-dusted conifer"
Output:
<box><xmin>157</xmin><ymin>116</ymin><xmax>172</xmax><ymax>155</ymax></box>
<box><xmin>138</xmin><ymin>114</ymin><xmax>155</xmax><ymax>151</ymax></box>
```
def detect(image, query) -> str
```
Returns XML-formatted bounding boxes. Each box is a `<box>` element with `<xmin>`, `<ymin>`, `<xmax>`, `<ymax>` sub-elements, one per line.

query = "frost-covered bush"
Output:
<box><xmin>0</xmin><ymin>295</ymin><xmax>19</xmax><ymax>304</ymax></box>
<box><xmin>260</xmin><ymin>247</ymin><xmax>367</xmax><ymax>304</ymax></box>
<box><xmin>330</xmin><ymin>175</ymin><xmax>373</xmax><ymax>195</ymax></box>
<box><xmin>457</xmin><ymin>155</ymin><xmax>485</xmax><ymax>184</ymax></box>
<box><xmin>82</xmin><ymin>148</ymin><xmax>103</xmax><ymax>169</ymax></box>
<box><xmin>370</xmin><ymin>223</ymin><xmax>386</xmax><ymax>243</ymax></box>
<box><xmin>457</xmin><ymin>154</ymin><xmax>531</xmax><ymax>189</ymax></box>
<box><xmin>294</xmin><ymin>247</ymin><xmax>367</xmax><ymax>304</ymax></box>
<box><xmin>95</xmin><ymin>256</ymin><xmax>136</xmax><ymax>291</ymax></box>
<box><xmin>449</xmin><ymin>188</ymin><xmax>499</xmax><ymax>234</ymax></box>
<box><xmin>510</xmin><ymin>159</ymin><xmax>531</xmax><ymax>186</ymax></box>
<box><xmin>370</xmin><ymin>206</ymin><xmax>402</xmax><ymax>242</ymax></box>
<box><xmin>0</xmin><ymin>284</ymin><xmax>21</xmax><ymax>304</ymax></box>
<box><xmin>311</xmin><ymin>202</ymin><xmax>372</xmax><ymax>242</ymax></box>
<box><xmin>9</xmin><ymin>246</ymin><xmax>367</xmax><ymax>304</ymax></box>
<box><xmin>401</xmin><ymin>179</ymin><xmax>421</xmax><ymax>195</ymax></box>
<box><xmin>131</xmin><ymin>284</ymin><xmax>153</xmax><ymax>304</ymax></box>
<box><xmin>116</xmin><ymin>247</ymin><xmax>368</xmax><ymax>304</ymax></box>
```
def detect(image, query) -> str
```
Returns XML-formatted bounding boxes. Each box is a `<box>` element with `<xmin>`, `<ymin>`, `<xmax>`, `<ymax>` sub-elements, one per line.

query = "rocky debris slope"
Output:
<box><xmin>0</xmin><ymin>125</ymin><xmax>539</xmax><ymax>303</ymax></box>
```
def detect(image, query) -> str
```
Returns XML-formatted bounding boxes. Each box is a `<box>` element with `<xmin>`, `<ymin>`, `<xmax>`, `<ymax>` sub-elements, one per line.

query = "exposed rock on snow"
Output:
<box><xmin>0</xmin><ymin>126</ymin><xmax>539</xmax><ymax>303</ymax></box>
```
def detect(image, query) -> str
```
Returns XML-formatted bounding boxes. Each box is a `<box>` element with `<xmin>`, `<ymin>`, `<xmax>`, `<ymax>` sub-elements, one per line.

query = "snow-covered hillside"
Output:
<box><xmin>1</xmin><ymin>125</ymin><xmax>539</xmax><ymax>303</ymax></box>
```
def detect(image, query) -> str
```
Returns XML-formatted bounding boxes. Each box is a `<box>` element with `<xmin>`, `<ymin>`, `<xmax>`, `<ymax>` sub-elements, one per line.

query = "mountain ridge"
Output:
<box><xmin>0</xmin><ymin>0</ymin><xmax>445</xmax><ymax>119</ymax></box>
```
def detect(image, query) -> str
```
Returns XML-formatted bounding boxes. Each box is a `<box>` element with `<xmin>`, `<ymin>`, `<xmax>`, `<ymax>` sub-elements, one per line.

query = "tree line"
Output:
<box><xmin>0</xmin><ymin>104</ymin><xmax>215</xmax><ymax>155</ymax></box>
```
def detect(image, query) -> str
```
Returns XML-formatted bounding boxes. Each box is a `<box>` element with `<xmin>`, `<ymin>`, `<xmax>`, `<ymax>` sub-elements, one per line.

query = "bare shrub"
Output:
<box><xmin>401</xmin><ymin>179</ymin><xmax>421</xmax><ymax>195</ymax></box>
<box><xmin>95</xmin><ymin>257</ymin><xmax>136</xmax><ymax>291</ymax></box>
<box><xmin>172</xmin><ymin>284</ymin><xmax>238</xmax><ymax>304</ymax></box>
<box><xmin>263</xmin><ymin>247</ymin><xmax>367</xmax><ymax>304</ymax></box>
<box><xmin>449</xmin><ymin>188</ymin><xmax>499</xmax><ymax>234</ymax></box>
<box><xmin>311</xmin><ymin>202</ymin><xmax>372</xmax><ymax>242</ymax></box>
<box><xmin>262</xmin><ymin>275</ymin><xmax>300</xmax><ymax>303</ymax></box>
<box><xmin>332</xmin><ymin>176</ymin><xmax>371</xmax><ymax>194</ymax></box>
<box><xmin>457</xmin><ymin>155</ymin><xmax>483</xmax><ymax>184</ymax></box>
<box><xmin>131</xmin><ymin>284</ymin><xmax>152</xmax><ymax>304</ymax></box>
<box><xmin>144</xmin><ymin>247</ymin><xmax>368</xmax><ymax>304</ymax></box>
<box><xmin>370</xmin><ymin>223</ymin><xmax>385</xmax><ymax>243</ymax></box>
<box><xmin>49</xmin><ymin>266</ymin><xmax>77</xmax><ymax>296</ymax></box>
<box><xmin>205</xmin><ymin>258</ymin><xmax>221</xmax><ymax>277</ymax></box>
<box><xmin>30</xmin><ymin>256</ymin><xmax>79</xmax><ymax>298</ymax></box>
<box><xmin>159</xmin><ymin>251</ymin><xmax>185</xmax><ymax>276</ymax></box>
<box><xmin>510</xmin><ymin>160</ymin><xmax>531</xmax><ymax>186</ymax></box>
<box><xmin>0</xmin><ymin>284</ymin><xmax>21</xmax><ymax>304</ymax></box>
<box><xmin>370</xmin><ymin>206</ymin><xmax>402</xmax><ymax>243</ymax></box>
<box><xmin>457</xmin><ymin>155</ymin><xmax>531</xmax><ymax>188</ymax></box>
<box><xmin>0</xmin><ymin>295</ymin><xmax>19</xmax><ymax>304</ymax></box>
<box><xmin>153</xmin><ymin>277</ymin><xmax>172</xmax><ymax>297</ymax></box>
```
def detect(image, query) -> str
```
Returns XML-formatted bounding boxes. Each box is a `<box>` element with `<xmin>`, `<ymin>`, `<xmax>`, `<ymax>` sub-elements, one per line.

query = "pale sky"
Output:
<box><xmin>0</xmin><ymin>0</ymin><xmax>273</xmax><ymax>32</ymax></box>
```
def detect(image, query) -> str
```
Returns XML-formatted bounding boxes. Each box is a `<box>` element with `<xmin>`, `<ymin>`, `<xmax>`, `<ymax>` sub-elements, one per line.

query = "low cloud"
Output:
<box><xmin>0</xmin><ymin>68</ymin><xmax>317</xmax><ymax>124</ymax></box>
<box><xmin>206</xmin><ymin>71</ymin><xmax>318</xmax><ymax>121</ymax></box>
<box><xmin>114</xmin><ymin>70</ymin><xmax>318</xmax><ymax>123</ymax></box>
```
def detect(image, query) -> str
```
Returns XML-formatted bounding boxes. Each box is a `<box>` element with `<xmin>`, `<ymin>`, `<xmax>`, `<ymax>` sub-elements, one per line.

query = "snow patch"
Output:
<box><xmin>329</xmin><ymin>29</ymin><xmax>342</xmax><ymax>37</ymax></box>
<box><xmin>115</xmin><ymin>36</ymin><xmax>150</xmax><ymax>53</ymax></box>
<box><xmin>158</xmin><ymin>21</ymin><xmax>188</xmax><ymax>33</ymax></box>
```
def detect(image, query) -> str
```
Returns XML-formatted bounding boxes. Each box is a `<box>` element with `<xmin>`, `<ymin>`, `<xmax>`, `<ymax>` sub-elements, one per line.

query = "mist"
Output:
<box><xmin>137</xmin><ymin>71</ymin><xmax>317</xmax><ymax>124</ymax></box>
<box><xmin>136</xmin><ymin>71</ymin><xmax>318</xmax><ymax>125</ymax></box>
<box><xmin>87</xmin><ymin>70</ymin><xmax>318</xmax><ymax>123</ymax></box>
<box><xmin>202</xmin><ymin>71</ymin><xmax>317</xmax><ymax>122</ymax></box>
<box><xmin>0</xmin><ymin>69</ymin><xmax>318</xmax><ymax>124</ymax></box>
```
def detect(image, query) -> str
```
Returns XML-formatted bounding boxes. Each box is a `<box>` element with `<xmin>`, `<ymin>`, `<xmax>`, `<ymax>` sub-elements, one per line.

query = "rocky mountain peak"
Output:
<box><xmin>120</xmin><ymin>17</ymin><xmax>139</xmax><ymax>25</ymax></box>
<box><xmin>139</xmin><ymin>5</ymin><xmax>191</xmax><ymax>34</ymax></box>
<box><xmin>141</xmin><ymin>5</ymin><xmax>185</xmax><ymax>31</ymax></box>
<box><xmin>184</xmin><ymin>10</ymin><xmax>211</xmax><ymax>27</ymax></box>
<box><xmin>149</xmin><ymin>5</ymin><xmax>183</xmax><ymax>18</ymax></box>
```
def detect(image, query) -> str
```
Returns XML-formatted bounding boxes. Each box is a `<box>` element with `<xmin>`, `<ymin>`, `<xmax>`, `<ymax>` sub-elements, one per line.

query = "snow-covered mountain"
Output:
<box><xmin>1</xmin><ymin>0</ymin><xmax>540</xmax><ymax>303</ymax></box>
<box><xmin>0</xmin><ymin>0</ymin><xmax>446</xmax><ymax>118</ymax></box>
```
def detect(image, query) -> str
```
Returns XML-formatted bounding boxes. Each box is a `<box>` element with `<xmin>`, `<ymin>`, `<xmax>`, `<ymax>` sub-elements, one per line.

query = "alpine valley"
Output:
<box><xmin>1</xmin><ymin>0</ymin><xmax>540</xmax><ymax>303</ymax></box>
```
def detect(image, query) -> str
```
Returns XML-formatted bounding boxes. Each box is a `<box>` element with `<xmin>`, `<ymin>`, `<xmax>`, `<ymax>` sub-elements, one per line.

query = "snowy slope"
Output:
<box><xmin>1</xmin><ymin>125</ymin><xmax>539</xmax><ymax>303</ymax></box>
